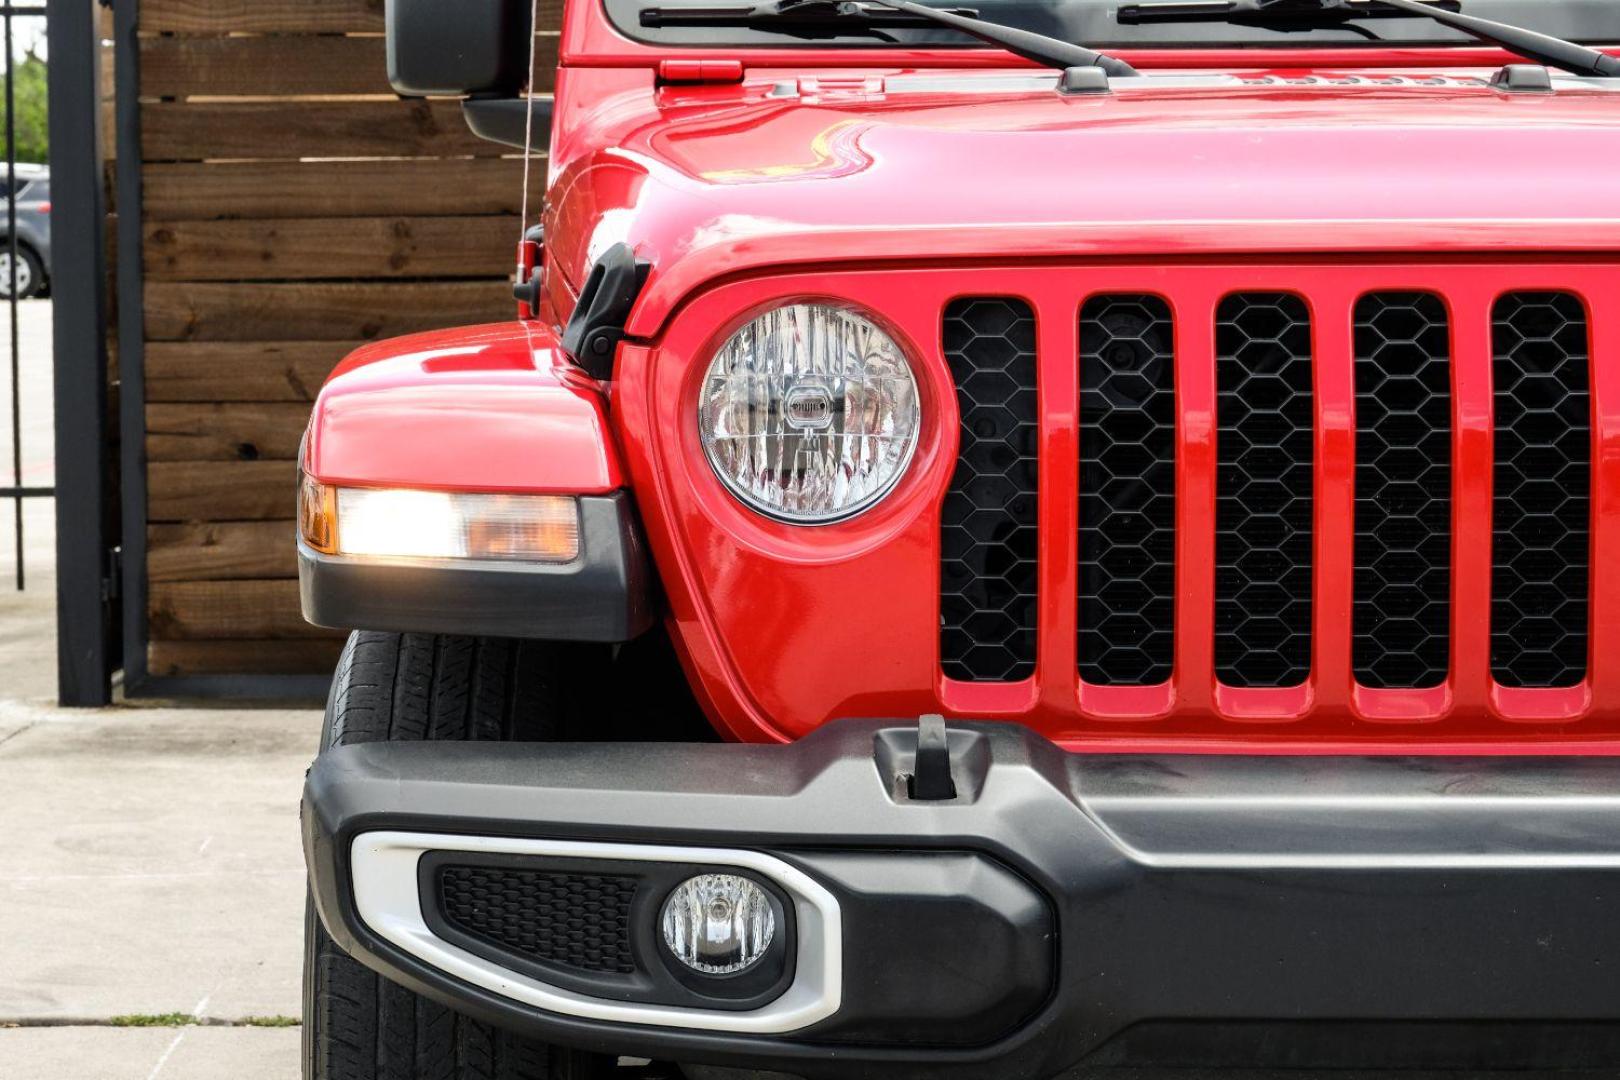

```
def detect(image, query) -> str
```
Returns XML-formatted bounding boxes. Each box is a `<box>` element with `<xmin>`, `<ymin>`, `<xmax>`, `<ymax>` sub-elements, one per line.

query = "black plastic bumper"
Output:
<box><xmin>303</xmin><ymin>720</ymin><xmax>1620</xmax><ymax>1079</ymax></box>
<box><xmin>298</xmin><ymin>491</ymin><xmax>653</xmax><ymax>642</ymax></box>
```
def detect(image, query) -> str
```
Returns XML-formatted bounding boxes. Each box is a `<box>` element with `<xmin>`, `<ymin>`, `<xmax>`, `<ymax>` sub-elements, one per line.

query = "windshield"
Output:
<box><xmin>611</xmin><ymin>0</ymin><xmax>1617</xmax><ymax>52</ymax></box>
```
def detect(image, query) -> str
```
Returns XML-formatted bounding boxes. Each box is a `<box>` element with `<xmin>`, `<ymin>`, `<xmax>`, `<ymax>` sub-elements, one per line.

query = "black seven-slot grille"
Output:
<box><xmin>437</xmin><ymin>864</ymin><xmax>637</xmax><ymax>974</ymax></box>
<box><xmin>939</xmin><ymin>291</ymin><xmax>1593</xmax><ymax>691</ymax></box>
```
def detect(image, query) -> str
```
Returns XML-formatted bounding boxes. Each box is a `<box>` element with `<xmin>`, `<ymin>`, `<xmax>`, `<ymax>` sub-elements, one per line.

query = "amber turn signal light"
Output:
<box><xmin>299</xmin><ymin>475</ymin><xmax>338</xmax><ymax>555</ymax></box>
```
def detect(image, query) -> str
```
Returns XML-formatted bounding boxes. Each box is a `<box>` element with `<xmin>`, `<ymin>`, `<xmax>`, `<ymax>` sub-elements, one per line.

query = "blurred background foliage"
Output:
<box><xmin>3</xmin><ymin>51</ymin><xmax>48</xmax><ymax>164</ymax></box>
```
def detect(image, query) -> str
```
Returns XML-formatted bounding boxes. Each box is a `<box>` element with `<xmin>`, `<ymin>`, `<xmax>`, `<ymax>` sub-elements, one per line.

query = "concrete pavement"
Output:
<box><xmin>1</xmin><ymin>299</ymin><xmax>315</xmax><ymax>1078</ymax></box>
<box><xmin>0</xmin><ymin>637</ymin><xmax>318</xmax><ymax>1078</ymax></box>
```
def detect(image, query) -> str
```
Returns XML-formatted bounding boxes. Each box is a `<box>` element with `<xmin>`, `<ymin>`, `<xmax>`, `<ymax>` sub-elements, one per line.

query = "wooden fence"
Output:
<box><xmin>130</xmin><ymin>0</ymin><xmax>556</xmax><ymax>682</ymax></box>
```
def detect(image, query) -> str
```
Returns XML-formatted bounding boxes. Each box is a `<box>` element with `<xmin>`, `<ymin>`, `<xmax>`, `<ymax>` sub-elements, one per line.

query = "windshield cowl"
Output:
<box><xmin>608</xmin><ymin>0</ymin><xmax>1618</xmax><ymax>54</ymax></box>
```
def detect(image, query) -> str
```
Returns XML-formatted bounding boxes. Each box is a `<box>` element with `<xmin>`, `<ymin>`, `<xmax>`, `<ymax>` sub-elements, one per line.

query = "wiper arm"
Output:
<box><xmin>1118</xmin><ymin>0</ymin><xmax>1620</xmax><ymax>78</ymax></box>
<box><xmin>644</xmin><ymin>0</ymin><xmax>1139</xmax><ymax>75</ymax></box>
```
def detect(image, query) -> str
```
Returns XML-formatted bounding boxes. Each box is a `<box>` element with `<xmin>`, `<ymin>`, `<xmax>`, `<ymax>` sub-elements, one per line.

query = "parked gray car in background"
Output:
<box><xmin>1</xmin><ymin>163</ymin><xmax>50</xmax><ymax>299</ymax></box>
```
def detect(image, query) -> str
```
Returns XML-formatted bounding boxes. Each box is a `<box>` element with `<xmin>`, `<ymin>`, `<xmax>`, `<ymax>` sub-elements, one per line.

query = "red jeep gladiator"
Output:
<box><xmin>297</xmin><ymin>1</ymin><xmax>1620</xmax><ymax>1076</ymax></box>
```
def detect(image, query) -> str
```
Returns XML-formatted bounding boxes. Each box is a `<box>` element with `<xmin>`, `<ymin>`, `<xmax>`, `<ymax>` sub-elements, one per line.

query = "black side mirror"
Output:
<box><xmin>385</xmin><ymin>0</ymin><xmax>533</xmax><ymax>97</ymax></box>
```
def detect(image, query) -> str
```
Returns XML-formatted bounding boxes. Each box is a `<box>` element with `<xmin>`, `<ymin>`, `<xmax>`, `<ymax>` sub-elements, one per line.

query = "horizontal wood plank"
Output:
<box><xmin>141</xmin><ymin>35</ymin><xmax>558</xmax><ymax>98</ymax></box>
<box><xmin>141</xmin><ymin>0</ymin><xmax>385</xmax><ymax>33</ymax></box>
<box><xmin>145</xmin><ymin>341</ymin><xmax>355</xmax><ymax>402</ymax></box>
<box><xmin>142</xmin><ymin>100</ymin><xmax>501</xmax><ymax>161</ymax></box>
<box><xmin>150</xmin><ymin>579</ymin><xmax>340</xmax><ymax>640</ymax></box>
<box><xmin>145</xmin><ymin>281</ymin><xmax>512</xmax><ymax>341</ymax></box>
<box><xmin>142</xmin><ymin>35</ymin><xmax>386</xmax><ymax>98</ymax></box>
<box><xmin>142</xmin><ymin>159</ymin><xmax>542</xmax><ymax>221</ymax></box>
<box><xmin>140</xmin><ymin>0</ymin><xmax>564</xmax><ymax>34</ymax></box>
<box><xmin>148</xmin><ymin>460</ymin><xmax>298</xmax><ymax>521</ymax></box>
<box><xmin>147</xmin><ymin>638</ymin><xmax>346</xmax><ymax>677</ymax></box>
<box><xmin>144</xmin><ymin>215</ymin><xmax>516</xmax><ymax>281</ymax></box>
<box><xmin>146</xmin><ymin>402</ymin><xmax>311</xmax><ymax>461</ymax></box>
<box><xmin>149</xmin><ymin>520</ymin><xmax>298</xmax><ymax>581</ymax></box>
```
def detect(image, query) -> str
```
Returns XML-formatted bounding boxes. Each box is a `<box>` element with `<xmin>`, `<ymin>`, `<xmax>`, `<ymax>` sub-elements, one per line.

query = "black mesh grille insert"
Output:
<box><xmin>437</xmin><ymin>866</ymin><xmax>637</xmax><ymax>974</ymax></box>
<box><xmin>1352</xmin><ymin>293</ymin><xmax>1452</xmax><ymax>689</ymax></box>
<box><xmin>941</xmin><ymin>298</ymin><xmax>1039</xmax><ymax>682</ymax></box>
<box><xmin>1491</xmin><ymin>292</ymin><xmax>1590</xmax><ymax>689</ymax></box>
<box><xmin>1215</xmin><ymin>293</ymin><xmax>1314</xmax><ymax>688</ymax></box>
<box><xmin>1078</xmin><ymin>295</ymin><xmax>1176</xmax><ymax>685</ymax></box>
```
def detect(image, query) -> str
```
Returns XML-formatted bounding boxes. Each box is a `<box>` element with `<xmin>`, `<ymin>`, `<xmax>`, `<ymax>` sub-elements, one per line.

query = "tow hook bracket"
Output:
<box><xmin>908</xmin><ymin>714</ymin><xmax>959</xmax><ymax>801</ymax></box>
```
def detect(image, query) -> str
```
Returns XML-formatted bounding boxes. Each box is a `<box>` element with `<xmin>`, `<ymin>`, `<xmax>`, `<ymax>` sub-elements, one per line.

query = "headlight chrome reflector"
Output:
<box><xmin>299</xmin><ymin>479</ymin><xmax>579</xmax><ymax>563</ymax></box>
<box><xmin>699</xmin><ymin>303</ymin><xmax>920</xmax><ymax>523</ymax></box>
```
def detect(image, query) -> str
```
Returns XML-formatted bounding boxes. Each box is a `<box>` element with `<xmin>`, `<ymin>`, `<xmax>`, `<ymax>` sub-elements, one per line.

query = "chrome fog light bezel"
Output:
<box><xmin>349</xmin><ymin>832</ymin><xmax>842</xmax><ymax>1033</ymax></box>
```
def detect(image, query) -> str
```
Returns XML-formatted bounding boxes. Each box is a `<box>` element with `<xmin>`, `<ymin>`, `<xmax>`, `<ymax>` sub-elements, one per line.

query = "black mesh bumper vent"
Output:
<box><xmin>1078</xmin><ymin>295</ymin><xmax>1176</xmax><ymax>685</ymax></box>
<box><xmin>941</xmin><ymin>298</ymin><xmax>1039</xmax><ymax>682</ymax></box>
<box><xmin>437</xmin><ymin>865</ymin><xmax>637</xmax><ymax>975</ymax></box>
<box><xmin>1491</xmin><ymin>292</ymin><xmax>1590</xmax><ymax>689</ymax></box>
<box><xmin>1352</xmin><ymin>293</ymin><xmax>1452</xmax><ymax>689</ymax></box>
<box><xmin>1215</xmin><ymin>293</ymin><xmax>1314</xmax><ymax>688</ymax></box>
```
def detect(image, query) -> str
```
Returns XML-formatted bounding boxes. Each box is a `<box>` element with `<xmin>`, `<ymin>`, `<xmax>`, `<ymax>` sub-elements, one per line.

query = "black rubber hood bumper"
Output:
<box><xmin>303</xmin><ymin>719</ymin><xmax>1620</xmax><ymax>1079</ymax></box>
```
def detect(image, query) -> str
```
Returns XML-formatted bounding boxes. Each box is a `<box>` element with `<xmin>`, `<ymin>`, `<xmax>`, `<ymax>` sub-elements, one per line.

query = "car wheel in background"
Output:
<box><xmin>0</xmin><ymin>244</ymin><xmax>43</xmax><ymax>299</ymax></box>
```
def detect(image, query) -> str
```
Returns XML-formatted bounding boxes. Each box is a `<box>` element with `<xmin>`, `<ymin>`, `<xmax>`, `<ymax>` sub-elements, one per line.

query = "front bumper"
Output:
<box><xmin>304</xmin><ymin>720</ymin><xmax>1620</xmax><ymax>1079</ymax></box>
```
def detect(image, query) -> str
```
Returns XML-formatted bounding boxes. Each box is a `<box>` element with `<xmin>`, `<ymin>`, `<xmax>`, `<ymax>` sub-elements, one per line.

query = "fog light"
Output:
<box><xmin>660</xmin><ymin>874</ymin><xmax>777</xmax><ymax>975</ymax></box>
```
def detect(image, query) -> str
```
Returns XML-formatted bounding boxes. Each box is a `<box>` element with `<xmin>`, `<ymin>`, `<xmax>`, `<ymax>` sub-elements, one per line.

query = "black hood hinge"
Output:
<box><xmin>561</xmin><ymin>243</ymin><xmax>651</xmax><ymax>381</ymax></box>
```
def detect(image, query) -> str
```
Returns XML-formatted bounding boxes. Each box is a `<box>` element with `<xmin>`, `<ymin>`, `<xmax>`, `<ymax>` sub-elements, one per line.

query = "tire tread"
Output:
<box><xmin>307</xmin><ymin>631</ymin><xmax>588</xmax><ymax>1080</ymax></box>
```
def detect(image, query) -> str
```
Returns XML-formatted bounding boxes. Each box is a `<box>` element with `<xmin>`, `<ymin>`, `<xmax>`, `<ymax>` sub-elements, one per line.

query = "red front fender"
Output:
<box><xmin>303</xmin><ymin>321</ymin><xmax>622</xmax><ymax>494</ymax></box>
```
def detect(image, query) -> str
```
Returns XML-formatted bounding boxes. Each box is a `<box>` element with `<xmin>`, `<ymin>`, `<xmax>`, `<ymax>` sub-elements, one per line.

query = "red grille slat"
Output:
<box><xmin>1034</xmin><ymin>281</ymin><xmax>1082</xmax><ymax>717</ymax></box>
<box><xmin>1447</xmin><ymin>285</ymin><xmax>1496</xmax><ymax>717</ymax></box>
<box><xmin>1310</xmin><ymin>282</ymin><xmax>1358</xmax><ymax>721</ymax></box>
<box><xmin>1589</xmin><ymin>300</ymin><xmax>1620</xmax><ymax>718</ymax></box>
<box><xmin>1168</xmin><ymin>285</ymin><xmax>1220</xmax><ymax>717</ymax></box>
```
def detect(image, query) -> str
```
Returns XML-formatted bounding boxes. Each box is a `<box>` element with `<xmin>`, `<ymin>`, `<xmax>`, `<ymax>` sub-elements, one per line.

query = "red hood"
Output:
<box><xmin>542</xmin><ymin>67</ymin><xmax>1620</xmax><ymax>335</ymax></box>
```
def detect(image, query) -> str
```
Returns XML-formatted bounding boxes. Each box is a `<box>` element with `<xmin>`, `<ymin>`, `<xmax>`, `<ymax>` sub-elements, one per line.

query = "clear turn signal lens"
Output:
<box><xmin>660</xmin><ymin>873</ymin><xmax>777</xmax><ymax>975</ymax></box>
<box><xmin>299</xmin><ymin>479</ymin><xmax>580</xmax><ymax>563</ymax></box>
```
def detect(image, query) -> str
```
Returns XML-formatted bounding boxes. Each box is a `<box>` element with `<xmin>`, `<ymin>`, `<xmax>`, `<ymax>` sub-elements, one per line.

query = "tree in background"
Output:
<box><xmin>2</xmin><ymin>50</ymin><xmax>47</xmax><ymax>166</ymax></box>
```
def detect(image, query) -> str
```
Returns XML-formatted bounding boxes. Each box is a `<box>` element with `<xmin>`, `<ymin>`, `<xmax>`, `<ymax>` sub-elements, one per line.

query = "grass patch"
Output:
<box><xmin>110</xmin><ymin>1013</ymin><xmax>196</xmax><ymax>1028</ymax></box>
<box><xmin>106</xmin><ymin>1013</ymin><xmax>301</xmax><ymax>1029</ymax></box>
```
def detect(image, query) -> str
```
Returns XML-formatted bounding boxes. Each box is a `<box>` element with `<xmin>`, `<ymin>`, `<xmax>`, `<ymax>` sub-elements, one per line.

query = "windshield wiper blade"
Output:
<box><xmin>644</xmin><ymin>0</ymin><xmax>1139</xmax><ymax>75</ymax></box>
<box><xmin>1120</xmin><ymin>0</ymin><xmax>1456</xmax><ymax>21</ymax></box>
<box><xmin>1118</xmin><ymin>0</ymin><xmax>1620</xmax><ymax>78</ymax></box>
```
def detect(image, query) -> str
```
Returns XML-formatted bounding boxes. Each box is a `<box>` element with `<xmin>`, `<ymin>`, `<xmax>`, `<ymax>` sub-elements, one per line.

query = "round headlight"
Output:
<box><xmin>699</xmin><ymin>303</ymin><xmax>920</xmax><ymax>523</ymax></box>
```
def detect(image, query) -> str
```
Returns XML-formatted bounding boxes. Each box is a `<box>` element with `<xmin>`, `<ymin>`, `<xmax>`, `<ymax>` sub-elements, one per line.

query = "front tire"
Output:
<box><xmin>303</xmin><ymin>631</ymin><xmax>612</xmax><ymax>1080</ymax></box>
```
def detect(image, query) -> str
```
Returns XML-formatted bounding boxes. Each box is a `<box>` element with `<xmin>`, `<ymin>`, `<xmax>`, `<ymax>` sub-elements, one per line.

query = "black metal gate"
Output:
<box><xmin>1</xmin><ymin>4</ymin><xmax>48</xmax><ymax>587</ymax></box>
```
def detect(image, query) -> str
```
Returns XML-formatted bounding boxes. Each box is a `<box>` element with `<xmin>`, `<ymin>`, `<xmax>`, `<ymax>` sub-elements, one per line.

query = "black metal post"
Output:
<box><xmin>4</xmin><ymin>7</ymin><xmax>17</xmax><ymax>590</ymax></box>
<box><xmin>46</xmin><ymin>0</ymin><xmax>113</xmax><ymax>705</ymax></box>
<box><xmin>113</xmin><ymin>0</ymin><xmax>147</xmax><ymax>695</ymax></box>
